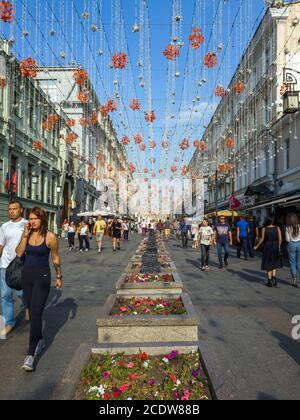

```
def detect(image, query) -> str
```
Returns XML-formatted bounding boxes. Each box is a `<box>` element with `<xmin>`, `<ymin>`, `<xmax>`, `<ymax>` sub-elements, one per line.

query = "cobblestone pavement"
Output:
<box><xmin>0</xmin><ymin>234</ymin><xmax>299</xmax><ymax>400</ymax></box>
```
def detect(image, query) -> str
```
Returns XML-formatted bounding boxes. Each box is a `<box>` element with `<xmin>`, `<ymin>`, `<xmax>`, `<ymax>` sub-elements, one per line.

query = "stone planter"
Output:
<box><xmin>94</xmin><ymin>293</ymin><xmax>199</xmax><ymax>355</ymax></box>
<box><xmin>124</xmin><ymin>261</ymin><xmax>177</xmax><ymax>274</ymax></box>
<box><xmin>116</xmin><ymin>271</ymin><xmax>183</xmax><ymax>295</ymax></box>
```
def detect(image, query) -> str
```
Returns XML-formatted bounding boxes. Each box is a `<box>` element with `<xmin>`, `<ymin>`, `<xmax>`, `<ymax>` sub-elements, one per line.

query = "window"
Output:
<box><xmin>38</xmin><ymin>80</ymin><xmax>58</xmax><ymax>102</ymax></box>
<box><xmin>284</xmin><ymin>139</ymin><xmax>290</xmax><ymax>171</ymax></box>
<box><xmin>41</xmin><ymin>170</ymin><xmax>46</xmax><ymax>203</ymax></box>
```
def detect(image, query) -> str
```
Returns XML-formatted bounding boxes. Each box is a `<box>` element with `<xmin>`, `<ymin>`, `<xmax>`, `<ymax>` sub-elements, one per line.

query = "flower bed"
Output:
<box><xmin>124</xmin><ymin>273</ymin><xmax>174</xmax><ymax>284</ymax></box>
<box><xmin>110</xmin><ymin>296</ymin><xmax>187</xmax><ymax>316</ymax></box>
<box><xmin>75</xmin><ymin>351</ymin><xmax>211</xmax><ymax>401</ymax></box>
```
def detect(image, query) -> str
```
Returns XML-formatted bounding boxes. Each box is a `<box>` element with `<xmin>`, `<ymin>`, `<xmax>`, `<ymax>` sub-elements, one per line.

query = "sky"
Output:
<box><xmin>0</xmin><ymin>0</ymin><xmax>280</xmax><ymax>177</ymax></box>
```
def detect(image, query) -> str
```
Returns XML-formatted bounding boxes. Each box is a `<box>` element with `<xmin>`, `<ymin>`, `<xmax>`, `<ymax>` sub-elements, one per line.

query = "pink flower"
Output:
<box><xmin>181</xmin><ymin>390</ymin><xmax>190</xmax><ymax>401</ymax></box>
<box><xmin>120</xmin><ymin>307</ymin><xmax>127</xmax><ymax>312</ymax></box>
<box><xmin>103</xmin><ymin>371</ymin><xmax>109</xmax><ymax>378</ymax></box>
<box><xmin>144</xmin><ymin>308</ymin><xmax>151</xmax><ymax>313</ymax></box>
<box><xmin>127</xmin><ymin>362</ymin><xmax>134</xmax><ymax>368</ymax></box>
<box><xmin>119</xmin><ymin>384</ymin><xmax>128</xmax><ymax>392</ymax></box>
<box><xmin>130</xmin><ymin>374</ymin><xmax>138</xmax><ymax>380</ymax></box>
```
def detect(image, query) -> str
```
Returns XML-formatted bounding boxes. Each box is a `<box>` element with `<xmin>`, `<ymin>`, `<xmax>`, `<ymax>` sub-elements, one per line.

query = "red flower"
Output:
<box><xmin>104</xmin><ymin>393</ymin><xmax>109</xmax><ymax>400</ymax></box>
<box><xmin>130</xmin><ymin>374</ymin><xmax>138</xmax><ymax>380</ymax></box>
<box><xmin>140</xmin><ymin>352</ymin><xmax>148</xmax><ymax>360</ymax></box>
<box><xmin>113</xmin><ymin>390</ymin><xmax>122</xmax><ymax>398</ymax></box>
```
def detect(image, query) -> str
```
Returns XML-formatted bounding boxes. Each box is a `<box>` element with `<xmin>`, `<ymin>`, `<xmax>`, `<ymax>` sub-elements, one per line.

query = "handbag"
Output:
<box><xmin>5</xmin><ymin>256</ymin><xmax>23</xmax><ymax>291</ymax></box>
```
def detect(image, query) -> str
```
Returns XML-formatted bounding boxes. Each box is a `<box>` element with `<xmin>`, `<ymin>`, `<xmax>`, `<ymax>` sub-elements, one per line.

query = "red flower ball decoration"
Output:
<box><xmin>189</xmin><ymin>27</ymin><xmax>204</xmax><ymax>49</ymax></box>
<box><xmin>199</xmin><ymin>141</ymin><xmax>206</xmax><ymax>151</ymax></box>
<box><xmin>134</xmin><ymin>134</ymin><xmax>143</xmax><ymax>145</ymax></box>
<box><xmin>112</xmin><ymin>52</ymin><xmax>128</xmax><ymax>69</ymax></box>
<box><xmin>107</xmin><ymin>164</ymin><xmax>113</xmax><ymax>172</ymax></box>
<box><xmin>159</xmin><ymin>169</ymin><xmax>164</xmax><ymax>175</ymax></box>
<box><xmin>79</xmin><ymin>117</ymin><xmax>89</xmax><ymax>127</ymax></box>
<box><xmin>144</xmin><ymin>111</ymin><xmax>156</xmax><ymax>124</ymax></box>
<box><xmin>67</xmin><ymin>119</ymin><xmax>76</xmax><ymax>127</ymax></box>
<box><xmin>179</xmin><ymin>138</ymin><xmax>189</xmax><ymax>150</ymax></box>
<box><xmin>181</xmin><ymin>165</ymin><xmax>189</xmax><ymax>176</ymax></box>
<box><xmin>129</xmin><ymin>163</ymin><xmax>136</xmax><ymax>174</ymax></box>
<box><xmin>78</xmin><ymin>91</ymin><xmax>89</xmax><ymax>104</ymax></box>
<box><xmin>144</xmin><ymin>168</ymin><xmax>149</xmax><ymax>174</ymax></box>
<box><xmin>122</xmin><ymin>136</ymin><xmax>130</xmax><ymax>146</ymax></box>
<box><xmin>234</xmin><ymin>81</ymin><xmax>245</xmax><ymax>94</ymax></box>
<box><xmin>130</xmin><ymin>99</ymin><xmax>140</xmax><ymax>111</ymax></box>
<box><xmin>193</xmin><ymin>140</ymin><xmax>200</xmax><ymax>149</ymax></box>
<box><xmin>140</xmin><ymin>143</ymin><xmax>146</xmax><ymax>151</ymax></box>
<box><xmin>90</xmin><ymin>112</ymin><xmax>98</xmax><ymax>124</ymax></box>
<box><xmin>204</xmin><ymin>52</ymin><xmax>217</xmax><ymax>68</ymax></box>
<box><xmin>214</xmin><ymin>85</ymin><xmax>225</xmax><ymax>98</ymax></box>
<box><xmin>66</xmin><ymin>132</ymin><xmax>78</xmax><ymax>145</ymax></box>
<box><xmin>0</xmin><ymin>75</ymin><xmax>6</xmax><ymax>88</ymax></box>
<box><xmin>226</xmin><ymin>137</ymin><xmax>234</xmax><ymax>149</ymax></box>
<box><xmin>32</xmin><ymin>140</ymin><xmax>44</xmax><ymax>152</ymax></box>
<box><xmin>73</xmin><ymin>68</ymin><xmax>88</xmax><ymax>86</ymax></box>
<box><xmin>218</xmin><ymin>163</ymin><xmax>233</xmax><ymax>173</ymax></box>
<box><xmin>163</xmin><ymin>44</ymin><xmax>180</xmax><ymax>61</ymax></box>
<box><xmin>100</xmin><ymin>99</ymin><xmax>117</xmax><ymax>117</ymax></box>
<box><xmin>20</xmin><ymin>58</ymin><xmax>38</xmax><ymax>78</ymax></box>
<box><xmin>171</xmin><ymin>165</ymin><xmax>178</xmax><ymax>173</ymax></box>
<box><xmin>162</xmin><ymin>140</ymin><xmax>169</xmax><ymax>150</ymax></box>
<box><xmin>0</xmin><ymin>1</ymin><xmax>15</xmax><ymax>23</ymax></box>
<box><xmin>149</xmin><ymin>140</ymin><xmax>157</xmax><ymax>149</ymax></box>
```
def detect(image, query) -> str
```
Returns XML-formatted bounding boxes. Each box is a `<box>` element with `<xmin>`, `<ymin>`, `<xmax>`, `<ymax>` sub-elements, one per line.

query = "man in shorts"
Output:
<box><xmin>93</xmin><ymin>216</ymin><xmax>107</xmax><ymax>253</ymax></box>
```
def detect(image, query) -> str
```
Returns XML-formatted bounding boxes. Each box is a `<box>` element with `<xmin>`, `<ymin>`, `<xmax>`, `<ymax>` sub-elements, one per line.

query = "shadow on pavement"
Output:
<box><xmin>272</xmin><ymin>331</ymin><xmax>300</xmax><ymax>366</ymax></box>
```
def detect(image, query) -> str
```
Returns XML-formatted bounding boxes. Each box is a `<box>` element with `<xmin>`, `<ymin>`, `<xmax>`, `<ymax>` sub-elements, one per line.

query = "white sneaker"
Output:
<box><xmin>80</xmin><ymin>250</ymin><xmax>83</xmax><ymax>252</ymax></box>
<box><xmin>86</xmin><ymin>249</ymin><xmax>89</xmax><ymax>252</ymax></box>
<box><xmin>21</xmin><ymin>355</ymin><xmax>35</xmax><ymax>372</ymax></box>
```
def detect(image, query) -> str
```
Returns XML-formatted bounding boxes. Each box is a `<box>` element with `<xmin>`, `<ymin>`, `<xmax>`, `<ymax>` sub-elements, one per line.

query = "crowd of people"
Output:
<box><xmin>137</xmin><ymin>214</ymin><xmax>300</xmax><ymax>288</ymax></box>
<box><xmin>0</xmin><ymin>200</ymin><xmax>299</xmax><ymax>374</ymax></box>
<box><xmin>62</xmin><ymin>217</ymin><xmax>131</xmax><ymax>253</ymax></box>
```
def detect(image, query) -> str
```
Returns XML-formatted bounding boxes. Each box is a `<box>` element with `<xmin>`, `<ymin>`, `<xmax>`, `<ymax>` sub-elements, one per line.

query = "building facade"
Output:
<box><xmin>189</xmin><ymin>2</ymin><xmax>300</xmax><ymax>223</ymax></box>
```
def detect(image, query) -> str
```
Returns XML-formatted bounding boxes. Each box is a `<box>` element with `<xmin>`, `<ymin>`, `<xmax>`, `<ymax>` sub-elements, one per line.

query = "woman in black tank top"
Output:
<box><xmin>16</xmin><ymin>207</ymin><xmax>63</xmax><ymax>372</ymax></box>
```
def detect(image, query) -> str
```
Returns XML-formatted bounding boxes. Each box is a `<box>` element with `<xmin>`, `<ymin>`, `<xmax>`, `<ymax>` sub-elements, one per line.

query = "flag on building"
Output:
<box><xmin>4</xmin><ymin>172</ymin><xmax>9</xmax><ymax>192</ymax></box>
<box><xmin>11</xmin><ymin>171</ymin><xmax>17</xmax><ymax>193</ymax></box>
<box><xmin>230</xmin><ymin>194</ymin><xmax>241</xmax><ymax>210</ymax></box>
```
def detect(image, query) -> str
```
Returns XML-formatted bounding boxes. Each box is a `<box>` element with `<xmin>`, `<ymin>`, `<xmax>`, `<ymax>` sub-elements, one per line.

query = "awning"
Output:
<box><xmin>244</xmin><ymin>185</ymin><xmax>273</xmax><ymax>196</ymax></box>
<box><xmin>247</xmin><ymin>193</ymin><xmax>300</xmax><ymax>211</ymax></box>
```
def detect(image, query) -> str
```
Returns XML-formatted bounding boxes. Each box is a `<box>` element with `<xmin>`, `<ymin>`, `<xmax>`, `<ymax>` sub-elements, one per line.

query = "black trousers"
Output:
<box><xmin>237</xmin><ymin>237</ymin><xmax>248</xmax><ymax>259</ymax></box>
<box><xmin>201</xmin><ymin>244</ymin><xmax>210</xmax><ymax>267</ymax></box>
<box><xmin>181</xmin><ymin>232</ymin><xmax>188</xmax><ymax>248</ymax></box>
<box><xmin>22</xmin><ymin>266</ymin><xmax>51</xmax><ymax>356</ymax></box>
<box><xmin>68</xmin><ymin>232</ymin><xmax>75</xmax><ymax>248</ymax></box>
<box><xmin>80</xmin><ymin>235</ymin><xmax>90</xmax><ymax>250</ymax></box>
<box><xmin>123</xmin><ymin>230</ymin><xmax>129</xmax><ymax>240</ymax></box>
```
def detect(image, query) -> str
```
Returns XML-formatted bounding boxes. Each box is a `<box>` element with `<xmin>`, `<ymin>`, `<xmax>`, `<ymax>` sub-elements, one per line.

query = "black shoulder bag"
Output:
<box><xmin>5</xmin><ymin>256</ymin><xmax>24</xmax><ymax>291</ymax></box>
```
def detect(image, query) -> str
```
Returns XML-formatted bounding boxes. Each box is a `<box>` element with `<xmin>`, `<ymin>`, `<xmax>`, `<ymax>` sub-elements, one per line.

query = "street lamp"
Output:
<box><xmin>283</xmin><ymin>91</ymin><xmax>300</xmax><ymax>114</ymax></box>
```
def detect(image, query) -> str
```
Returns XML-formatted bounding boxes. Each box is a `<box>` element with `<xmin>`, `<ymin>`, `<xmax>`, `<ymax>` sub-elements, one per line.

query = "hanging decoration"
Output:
<box><xmin>73</xmin><ymin>68</ymin><xmax>88</xmax><ymax>86</ymax></box>
<box><xmin>66</xmin><ymin>132</ymin><xmax>78</xmax><ymax>145</ymax></box>
<box><xmin>67</xmin><ymin>119</ymin><xmax>76</xmax><ymax>127</ymax></box>
<box><xmin>218</xmin><ymin>163</ymin><xmax>233</xmax><ymax>173</ymax></box>
<box><xmin>204</xmin><ymin>52</ymin><xmax>217</xmax><ymax>68</ymax></box>
<box><xmin>32</xmin><ymin>140</ymin><xmax>44</xmax><ymax>152</ymax></box>
<box><xmin>214</xmin><ymin>85</ymin><xmax>225</xmax><ymax>98</ymax></box>
<box><xmin>107</xmin><ymin>164</ymin><xmax>113</xmax><ymax>172</ymax></box>
<box><xmin>200</xmin><ymin>141</ymin><xmax>206</xmax><ymax>152</ymax></box>
<box><xmin>97</xmin><ymin>153</ymin><xmax>105</xmax><ymax>166</ymax></box>
<box><xmin>79</xmin><ymin>117</ymin><xmax>89</xmax><ymax>127</ymax></box>
<box><xmin>163</xmin><ymin>44</ymin><xmax>180</xmax><ymax>61</ymax></box>
<box><xmin>179</xmin><ymin>138</ymin><xmax>189</xmax><ymax>150</ymax></box>
<box><xmin>159</xmin><ymin>169</ymin><xmax>164</xmax><ymax>175</ymax></box>
<box><xmin>139</xmin><ymin>143</ymin><xmax>146</xmax><ymax>151</ymax></box>
<box><xmin>122</xmin><ymin>136</ymin><xmax>130</xmax><ymax>146</ymax></box>
<box><xmin>19</xmin><ymin>58</ymin><xmax>38</xmax><ymax>78</ymax></box>
<box><xmin>144</xmin><ymin>168</ymin><xmax>149</xmax><ymax>174</ymax></box>
<box><xmin>0</xmin><ymin>1</ymin><xmax>15</xmax><ymax>23</ymax></box>
<box><xmin>144</xmin><ymin>111</ymin><xmax>156</xmax><ymax>124</ymax></box>
<box><xmin>193</xmin><ymin>140</ymin><xmax>200</xmax><ymax>148</ymax></box>
<box><xmin>234</xmin><ymin>80</ymin><xmax>245</xmax><ymax>94</ymax></box>
<box><xmin>77</xmin><ymin>91</ymin><xmax>89</xmax><ymax>104</ymax></box>
<box><xmin>134</xmin><ymin>134</ymin><xmax>143</xmax><ymax>144</ymax></box>
<box><xmin>149</xmin><ymin>140</ymin><xmax>157</xmax><ymax>149</ymax></box>
<box><xmin>42</xmin><ymin>114</ymin><xmax>60</xmax><ymax>131</ymax></box>
<box><xmin>189</xmin><ymin>27</ymin><xmax>204</xmax><ymax>49</ymax></box>
<box><xmin>162</xmin><ymin>140</ymin><xmax>169</xmax><ymax>150</ymax></box>
<box><xmin>130</xmin><ymin>99</ymin><xmax>141</xmax><ymax>111</ymax></box>
<box><xmin>171</xmin><ymin>165</ymin><xmax>178</xmax><ymax>173</ymax></box>
<box><xmin>226</xmin><ymin>137</ymin><xmax>234</xmax><ymax>149</ymax></box>
<box><xmin>181</xmin><ymin>165</ymin><xmax>189</xmax><ymax>176</ymax></box>
<box><xmin>112</xmin><ymin>52</ymin><xmax>128</xmax><ymax>69</ymax></box>
<box><xmin>100</xmin><ymin>99</ymin><xmax>118</xmax><ymax>117</ymax></box>
<box><xmin>129</xmin><ymin>163</ymin><xmax>136</xmax><ymax>174</ymax></box>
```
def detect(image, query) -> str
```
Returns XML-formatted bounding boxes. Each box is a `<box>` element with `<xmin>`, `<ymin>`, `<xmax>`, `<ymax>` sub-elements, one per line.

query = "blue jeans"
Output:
<box><xmin>288</xmin><ymin>241</ymin><xmax>300</xmax><ymax>279</ymax></box>
<box><xmin>0</xmin><ymin>268</ymin><xmax>23</xmax><ymax>327</ymax></box>
<box><xmin>217</xmin><ymin>243</ymin><xmax>230</xmax><ymax>267</ymax></box>
<box><xmin>237</xmin><ymin>237</ymin><xmax>248</xmax><ymax>259</ymax></box>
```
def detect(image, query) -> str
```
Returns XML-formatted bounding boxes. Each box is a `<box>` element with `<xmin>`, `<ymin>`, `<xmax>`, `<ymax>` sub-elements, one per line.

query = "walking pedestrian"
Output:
<box><xmin>156</xmin><ymin>220</ymin><xmax>164</xmax><ymax>238</ymax></box>
<box><xmin>247</xmin><ymin>216</ymin><xmax>259</xmax><ymax>258</ymax></box>
<box><xmin>254</xmin><ymin>217</ymin><xmax>283</xmax><ymax>288</ymax></box>
<box><xmin>62</xmin><ymin>219</ymin><xmax>69</xmax><ymax>239</ymax></box>
<box><xmin>173</xmin><ymin>220</ymin><xmax>180</xmax><ymax>240</ymax></box>
<box><xmin>180</xmin><ymin>218</ymin><xmax>189</xmax><ymax>249</ymax></box>
<box><xmin>214</xmin><ymin>216</ymin><xmax>233</xmax><ymax>269</ymax></box>
<box><xmin>0</xmin><ymin>201</ymin><xmax>27</xmax><ymax>337</ymax></box>
<box><xmin>141</xmin><ymin>220</ymin><xmax>148</xmax><ymax>236</ymax></box>
<box><xmin>199</xmin><ymin>219</ymin><xmax>214</xmax><ymax>271</ymax></box>
<box><xmin>191</xmin><ymin>220</ymin><xmax>200</xmax><ymax>249</ymax></box>
<box><xmin>165</xmin><ymin>218</ymin><xmax>172</xmax><ymax>241</ymax></box>
<box><xmin>93</xmin><ymin>216</ymin><xmax>107</xmax><ymax>253</ymax></box>
<box><xmin>236</xmin><ymin>216</ymin><xmax>250</xmax><ymax>260</ymax></box>
<box><xmin>110</xmin><ymin>217</ymin><xmax>122</xmax><ymax>251</ymax></box>
<box><xmin>16</xmin><ymin>207</ymin><xmax>63</xmax><ymax>372</ymax></box>
<box><xmin>149</xmin><ymin>221</ymin><xmax>155</xmax><ymax>237</ymax></box>
<box><xmin>122</xmin><ymin>219</ymin><xmax>129</xmax><ymax>241</ymax></box>
<box><xmin>285</xmin><ymin>213</ymin><xmax>300</xmax><ymax>288</ymax></box>
<box><xmin>67</xmin><ymin>221</ymin><xmax>76</xmax><ymax>251</ymax></box>
<box><xmin>79</xmin><ymin>222</ymin><xmax>90</xmax><ymax>252</ymax></box>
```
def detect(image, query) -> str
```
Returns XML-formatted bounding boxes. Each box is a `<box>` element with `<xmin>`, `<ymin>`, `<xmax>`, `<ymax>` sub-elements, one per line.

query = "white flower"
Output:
<box><xmin>176</xmin><ymin>380</ymin><xmax>181</xmax><ymax>386</ymax></box>
<box><xmin>162</xmin><ymin>358</ymin><xmax>169</xmax><ymax>364</ymax></box>
<box><xmin>89</xmin><ymin>386</ymin><xmax>99</xmax><ymax>394</ymax></box>
<box><xmin>143</xmin><ymin>361</ymin><xmax>149</xmax><ymax>368</ymax></box>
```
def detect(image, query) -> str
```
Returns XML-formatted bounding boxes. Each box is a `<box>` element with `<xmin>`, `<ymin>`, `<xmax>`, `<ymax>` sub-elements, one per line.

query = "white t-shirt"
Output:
<box><xmin>286</xmin><ymin>226</ymin><xmax>300</xmax><ymax>243</ymax></box>
<box><xmin>122</xmin><ymin>223</ymin><xmax>129</xmax><ymax>231</ymax></box>
<box><xmin>80</xmin><ymin>226</ymin><xmax>89</xmax><ymax>236</ymax></box>
<box><xmin>199</xmin><ymin>226</ymin><xmax>214</xmax><ymax>246</ymax></box>
<box><xmin>0</xmin><ymin>218</ymin><xmax>28</xmax><ymax>269</ymax></box>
